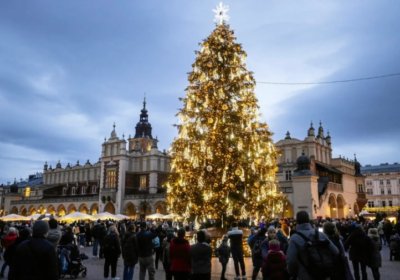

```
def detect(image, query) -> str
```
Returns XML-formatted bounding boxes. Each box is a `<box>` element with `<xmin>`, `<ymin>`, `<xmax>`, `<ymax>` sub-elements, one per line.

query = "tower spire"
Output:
<box><xmin>134</xmin><ymin>96</ymin><xmax>153</xmax><ymax>139</ymax></box>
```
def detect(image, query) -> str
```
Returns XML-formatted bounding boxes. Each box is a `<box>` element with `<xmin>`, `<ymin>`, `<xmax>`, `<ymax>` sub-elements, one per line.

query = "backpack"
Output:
<box><xmin>294</xmin><ymin>229</ymin><xmax>336</xmax><ymax>279</ymax></box>
<box><xmin>252</xmin><ymin>238</ymin><xmax>264</xmax><ymax>257</ymax></box>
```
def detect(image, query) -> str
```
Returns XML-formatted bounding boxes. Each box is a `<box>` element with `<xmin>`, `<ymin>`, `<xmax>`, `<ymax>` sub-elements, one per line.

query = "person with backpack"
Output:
<box><xmin>286</xmin><ymin>211</ymin><xmax>339</xmax><ymax>280</ymax></box>
<box><xmin>103</xmin><ymin>224</ymin><xmax>122</xmax><ymax>280</ymax></box>
<box><xmin>216</xmin><ymin>235</ymin><xmax>230</xmax><ymax>280</ymax></box>
<box><xmin>122</xmin><ymin>224</ymin><xmax>139</xmax><ymax>280</ymax></box>
<box><xmin>262</xmin><ymin>239</ymin><xmax>288</xmax><ymax>280</ymax></box>
<box><xmin>248</xmin><ymin>227</ymin><xmax>267</xmax><ymax>280</ymax></box>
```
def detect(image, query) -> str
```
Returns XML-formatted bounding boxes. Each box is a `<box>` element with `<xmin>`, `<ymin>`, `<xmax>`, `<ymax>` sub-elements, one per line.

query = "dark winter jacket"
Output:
<box><xmin>11</xmin><ymin>237</ymin><xmax>58</xmax><ymax>280</ymax></box>
<box><xmin>249</xmin><ymin>233</ymin><xmax>266</xmax><ymax>268</ymax></box>
<box><xmin>169</xmin><ymin>237</ymin><xmax>191</xmax><ymax>273</ymax></box>
<box><xmin>122</xmin><ymin>231</ymin><xmax>138</xmax><ymax>266</ymax></box>
<box><xmin>227</xmin><ymin>227</ymin><xmax>244</xmax><ymax>253</ymax></box>
<box><xmin>190</xmin><ymin>242</ymin><xmax>212</xmax><ymax>274</ymax></box>
<box><xmin>368</xmin><ymin>236</ymin><xmax>382</xmax><ymax>268</ymax></box>
<box><xmin>136</xmin><ymin>229</ymin><xmax>157</xmax><ymax>258</ymax></box>
<box><xmin>216</xmin><ymin>242</ymin><xmax>230</xmax><ymax>264</ymax></box>
<box><xmin>344</xmin><ymin>227</ymin><xmax>373</xmax><ymax>263</ymax></box>
<box><xmin>6</xmin><ymin>234</ymin><xmax>31</xmax><ymax>280</ymax></box>
<box><xmin>326</xmin><ymin>234</ymin><xmax>353</xmax><ymax>280</ymax></box>
<box><xmin>47</xmin><ymin>228</ymin><xmax>62</xmax><ymax>249</ymax></box>
<box><xmin>103</xmin><ymin>232</ymin><xmax>121</xmax><ymax>259</ymax></box>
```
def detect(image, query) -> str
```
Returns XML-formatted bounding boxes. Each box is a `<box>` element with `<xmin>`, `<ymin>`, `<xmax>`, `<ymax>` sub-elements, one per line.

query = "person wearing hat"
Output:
<box><xmin>367</xmin><ymin>228</ymin><xmax>382</xmax><ymax>280</ymax></box>
<box><xmin>12</xmin><ymin>220</ymin><xmax>58</xmax><ymax>280</ymax></box>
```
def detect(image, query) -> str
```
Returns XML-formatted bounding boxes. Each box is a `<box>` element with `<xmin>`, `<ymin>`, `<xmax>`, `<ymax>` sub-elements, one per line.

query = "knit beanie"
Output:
<box><xmin>33</xmin><ymin>220</ymin><xmax>49</xmax><ymax>237</ymax></box>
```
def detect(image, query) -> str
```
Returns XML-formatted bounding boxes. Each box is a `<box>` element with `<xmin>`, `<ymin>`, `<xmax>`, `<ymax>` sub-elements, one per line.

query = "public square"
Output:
<box><xmin>36</xmin><ymin>244</ymin><xmax>399</xmax><ymax>280</ymax></box>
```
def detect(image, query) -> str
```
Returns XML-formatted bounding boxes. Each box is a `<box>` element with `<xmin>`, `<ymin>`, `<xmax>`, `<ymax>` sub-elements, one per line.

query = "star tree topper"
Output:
<box><xmin>213</xmin><ymin>2</ymin><xmax>230</xmax><ymax>25</ymax></box>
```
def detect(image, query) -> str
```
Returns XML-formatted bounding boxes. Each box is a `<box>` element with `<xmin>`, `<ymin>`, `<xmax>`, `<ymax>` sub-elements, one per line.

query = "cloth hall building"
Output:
<box><xmin>1</xmin><ymin>100</ymin><xmax>170</xmax><ymax>218</ymax></box>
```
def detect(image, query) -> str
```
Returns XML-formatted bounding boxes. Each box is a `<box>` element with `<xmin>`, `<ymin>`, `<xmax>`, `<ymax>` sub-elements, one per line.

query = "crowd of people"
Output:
<box><xmin>0</xmin><ymin>211</ymin><xmax>399</xmax><ymax>280</ymax></box>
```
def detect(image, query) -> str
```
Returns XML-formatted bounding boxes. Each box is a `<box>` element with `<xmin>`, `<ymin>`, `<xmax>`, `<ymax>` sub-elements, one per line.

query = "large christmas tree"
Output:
<box><xmin>166</xmin><ymin>4</ymin><xmax>285</xmax><ymax>226</ymax></box>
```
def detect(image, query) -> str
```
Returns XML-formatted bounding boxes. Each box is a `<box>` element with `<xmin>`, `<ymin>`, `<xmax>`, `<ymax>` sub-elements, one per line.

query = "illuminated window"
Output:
<box><xmin>106</xmin><ymin>169</ymin><xmax>117</xmax><ymax>188</ymax></box>
<box><xmin>139</xmin><ymin>175</ymin><xmax>147</xmax><ymax>191</ymax></box>
<box><xmin>24</xmin><ymin>187</ymin><xmax>31</xmax><ymax>197</ymax></box>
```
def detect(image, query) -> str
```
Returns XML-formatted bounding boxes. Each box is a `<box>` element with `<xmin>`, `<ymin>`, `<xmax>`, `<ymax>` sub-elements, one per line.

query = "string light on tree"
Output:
<box><xmin>166</xmin><ymin>3</ymin><xmax>286</xmax><ymax>227</ymax></box>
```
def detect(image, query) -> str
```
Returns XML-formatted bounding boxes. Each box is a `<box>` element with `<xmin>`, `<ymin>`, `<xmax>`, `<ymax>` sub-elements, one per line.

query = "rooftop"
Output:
<box><xmin>361</xmin><ymin>162</ymin><xmax>400</xmax><ymax>174</ymax></box>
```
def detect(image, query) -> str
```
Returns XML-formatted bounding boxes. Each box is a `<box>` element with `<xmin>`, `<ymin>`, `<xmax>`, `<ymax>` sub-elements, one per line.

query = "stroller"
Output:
<box><xmin>58</xmin><ymin>244</ymin><xmax>87</xmax><ymax>278</ymax></box>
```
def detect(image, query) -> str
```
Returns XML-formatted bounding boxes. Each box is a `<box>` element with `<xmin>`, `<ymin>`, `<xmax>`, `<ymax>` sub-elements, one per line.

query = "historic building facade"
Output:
<box><xmin>1</xmin><ymin>117</ymin><xmax>370</xmax><ymax>220</ymax></box>
<box><xmin>275</xmin><ymin>122</ymin><xmax>367</xmax><ymax>219</ymax></box>
<box><xmin>2</xmin><ymin>100</ymin><xmax>170</xmax><ymax>217</ymax></box>
<box><xmin>361</xmin><ymin>163</ymin><xmax>400</xmax><ymax>213</ymax></box>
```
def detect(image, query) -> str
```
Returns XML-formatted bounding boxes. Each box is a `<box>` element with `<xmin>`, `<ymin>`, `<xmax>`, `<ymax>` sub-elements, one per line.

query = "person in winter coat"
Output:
<box><xmin>59</xmin><ymin>226</ymin><xmax>75</xmax><ymax>246</ymax></box>
<box><xmin>323</xmin><ymin>221</ymin><xmax>354</xmax><ymax>280</ymax></box>
<box><xmin>122</xmin><ymin>224</ymin><xmax>139</xmax><ymax>280</ymax></box>
<box><xmin>248</xmin><ymin>227</ymin><xmax>267</xmax><ymax>280</ymax></box>
<box><xmin>103</xmin><ymin>225</ymin><xmax>122</xmax><ymax>280</ymax></box>
<box><xmin>262</xmin><ymin>239</ymin><xmax>288</xmax><ymax>280</ymax></box>
<box><xmin>367</xmin><ymin>228</ymin><xmax>382</xmax><ymax>280</ymax></box>
<box><xmin>136</xmin><ymin>222</ymin><xmax>157</xmax><ymax>280</ymax></box>
<box><xmin>7</xmin><ymin>227</ymin><xmax>31</xmax><ymax>280</ymax></box>
<box><xmin>92</xmin><ymin>221</ymin><xmax>107</xmax><ymax>258</ymax></box>
<box><xmin>46</xmin><ymin>218</ymin><xmax>62</xmax><ymax>250</ymax></box>
<box><xmin>169</xmin><ymin>228</ymin><xmax>191</xmax><ymax>280</ymax></box>
<box><xmin>162</xmin><ymin>232</ymin><xmax>175</xmax><ymax>280</ymax></box>
<box><xmin>0</xmin><ymin>227</ymin><xmax>18</xmax><ymax>277</ymax></box>
<box><xmin>344</xmin><ymin>224</ymin><xmax>373</xmax><ymax>280</ymax></box>
<box><xmin>286</xmin><ymin>211</ymin><xmax>339</xmax><ymax>280</ymax></box>
<box><xmin>227</xmin><ymin>222</ymin><xmax>246</xmax><ymax>279</ymax></box>
<box><xmin>190</xmin><ymin>230</ymin><xmax>212</xmax><ymax>280</ymax></box>
<box><xmin>216</xmin><ymin>235</ymin><xmax>230</xmax><ymax>280</ymax></box>
<box><xmin>12</xmin><ymin>220</ymin><xmax>58</xmax><ymax>280</ymax></box>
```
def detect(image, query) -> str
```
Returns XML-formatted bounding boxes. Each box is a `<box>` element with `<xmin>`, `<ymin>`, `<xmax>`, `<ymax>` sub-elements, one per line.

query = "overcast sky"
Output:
<box><xmin>1</xmin><ymin>1</ymin><xmax>399</xmax><ymax>184</ymax></box>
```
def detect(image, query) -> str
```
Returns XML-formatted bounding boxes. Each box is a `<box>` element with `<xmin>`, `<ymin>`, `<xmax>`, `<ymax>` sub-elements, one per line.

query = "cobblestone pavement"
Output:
<box><xmin>0</xmin><ymin>244</ymin><xmax>398</xmax><ymax>279</ymax></box>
